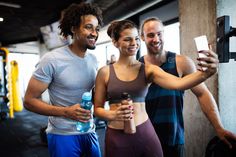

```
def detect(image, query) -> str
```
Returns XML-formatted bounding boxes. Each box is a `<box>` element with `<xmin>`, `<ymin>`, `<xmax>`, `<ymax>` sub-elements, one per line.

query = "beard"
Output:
<box><xmin>75</xmin><ymin>34</ymin><xmax>97</xmax><ymax>50</ymax></box>
<box><xmin>147</xmin><ymin>43</ymin><xmax>163</xmax><ymax>55</ymax></box>
<box><xmin>87</xmin><ymin>44</ymin><xmax>96</xmax><ymax>50</ymax></box>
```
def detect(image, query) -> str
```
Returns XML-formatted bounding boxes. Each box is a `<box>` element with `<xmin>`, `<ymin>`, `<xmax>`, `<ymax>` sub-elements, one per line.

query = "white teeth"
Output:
<box><xmin>153</xmin><ymin>43</ymin><xmax>161</xmax><ymax>47</ymax></box>
<box><xmin>128</xmin><ymin>48</ymin><xmax>136</xmax><ymax>51</ymax></box>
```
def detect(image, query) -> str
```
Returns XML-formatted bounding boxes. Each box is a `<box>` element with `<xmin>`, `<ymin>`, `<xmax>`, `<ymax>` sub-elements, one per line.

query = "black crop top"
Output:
<box><xmin>106</xmin><ymin>64</ymin><xmax>148</xmax><ymax>104</ymax></box>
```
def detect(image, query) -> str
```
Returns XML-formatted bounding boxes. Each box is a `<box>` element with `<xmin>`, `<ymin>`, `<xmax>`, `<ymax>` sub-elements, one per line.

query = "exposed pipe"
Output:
<box><xmin>87</xmin><ymin>0</ymin><xmax>119</xmax><ymax>10</ymax></box>
<box><xmin>0</xmin><ymin>2</ymin><xmax>21</xmax><ymax>8</ymax></box>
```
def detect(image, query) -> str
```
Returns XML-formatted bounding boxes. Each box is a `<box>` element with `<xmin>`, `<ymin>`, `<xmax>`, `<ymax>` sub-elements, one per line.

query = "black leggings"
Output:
<box><xmin>105</xmin><ymin>119</ymin><xmax>163</xmax><ymax>157</ymax></box>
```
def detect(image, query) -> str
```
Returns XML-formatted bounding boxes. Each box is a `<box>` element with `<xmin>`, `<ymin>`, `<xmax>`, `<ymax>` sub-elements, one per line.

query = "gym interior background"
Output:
<box><xmin>0</xmin><ymin>0</ymin><xmax>235</xmax><ymax>157</ymax></box>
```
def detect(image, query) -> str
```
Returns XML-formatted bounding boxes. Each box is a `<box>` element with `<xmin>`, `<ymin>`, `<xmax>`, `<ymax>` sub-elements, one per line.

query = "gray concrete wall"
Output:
<box><xmin>217</xmin><ymin>0</ymin><xmax>236</xmax><ymax>133</ymax></box>
<box><xmin>179</xmin><ymin>0</ymin><xmax>217</xmax><ymax>156</ymax></box>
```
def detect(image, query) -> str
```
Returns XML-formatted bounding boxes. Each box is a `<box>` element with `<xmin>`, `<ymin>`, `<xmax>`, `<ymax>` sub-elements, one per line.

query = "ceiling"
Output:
<box><xmin>0</xmin><ymin>0</ymin><xmax>164</xmax><ymax>46</ymax></box>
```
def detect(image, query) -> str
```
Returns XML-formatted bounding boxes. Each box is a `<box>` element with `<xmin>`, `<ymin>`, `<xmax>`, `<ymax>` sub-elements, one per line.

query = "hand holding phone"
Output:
<box><xmin>194</xmin><ymin>35</ymin><xmax>209</xmax><ymax>71</ymax></box>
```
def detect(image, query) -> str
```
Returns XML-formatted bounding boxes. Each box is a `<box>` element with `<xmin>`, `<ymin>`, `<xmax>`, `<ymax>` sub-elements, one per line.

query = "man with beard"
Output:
<box><xmin>139</xmin><ymin>17</ymin><xmax>236</xmax><ymax>157</ymax></box>
<box><xmin>24</xmin><ymin>3</ymin><xmax>103</xmax><ymax>157</ymax></box>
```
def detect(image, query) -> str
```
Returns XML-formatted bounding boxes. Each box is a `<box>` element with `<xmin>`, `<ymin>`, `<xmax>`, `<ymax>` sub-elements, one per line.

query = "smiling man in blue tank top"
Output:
<box><xmin>139</xmin><ymin>17</ymin><xmax>236</xmax><ymax>157</ymax></box>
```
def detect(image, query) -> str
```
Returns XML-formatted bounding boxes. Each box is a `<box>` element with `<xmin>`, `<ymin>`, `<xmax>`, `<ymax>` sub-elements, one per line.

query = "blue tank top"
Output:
<box><xmin>139</xmin><ymin>52</ymin><xmax>185</xmax><ymax>145</ymax></box>
<box><xmin>106</xmin><ymin>64</ymin><xmax>148</xmax><ymax>104</ymax></box>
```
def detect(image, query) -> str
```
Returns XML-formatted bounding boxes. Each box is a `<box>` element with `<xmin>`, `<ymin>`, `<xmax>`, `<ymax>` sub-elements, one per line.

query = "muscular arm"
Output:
<box><xmin>192</xmin><ymin>85</ymin><xmax>225</xmax><ymax>134</ymax></box>
<box><xmin>178</xmin><ymin>55</ymin><xmax>236</xmax><ymax>148</ymax></box>
<box><xmin>24</xmin><ymin>77</ymin><xmax>90</xmax><ymax>122</ymax></box>
<box><xmin>24</xmin><ymin>77</ymin><xmax>66</xmax><ymax>116</ymax></box>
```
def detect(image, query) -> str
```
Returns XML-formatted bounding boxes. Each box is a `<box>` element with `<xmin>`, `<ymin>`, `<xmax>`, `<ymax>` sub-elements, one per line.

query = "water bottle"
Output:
<box><xmin>76</xmin><ymin>92</ymin><xmax>93</xmax><ymax>132</ymax></box>
<box><xmin>121</xmin><ymin>92</ymin><xmax>136</xmax><ymax>134</ymax></box>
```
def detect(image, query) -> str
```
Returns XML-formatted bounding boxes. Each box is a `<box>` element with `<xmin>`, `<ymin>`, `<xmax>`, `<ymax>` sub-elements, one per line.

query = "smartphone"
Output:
<box><xmin>194</xmin><ymin>35</ymin><xmax>209</xmax><ymax>70</ymax></box>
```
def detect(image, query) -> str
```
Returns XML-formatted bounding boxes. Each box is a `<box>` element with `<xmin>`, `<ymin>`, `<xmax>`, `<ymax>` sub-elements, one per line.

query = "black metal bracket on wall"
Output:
<box><xmin>217</xmin><ymin>15</ymin><xmax>236</xmax><ymax>63</ymax></box>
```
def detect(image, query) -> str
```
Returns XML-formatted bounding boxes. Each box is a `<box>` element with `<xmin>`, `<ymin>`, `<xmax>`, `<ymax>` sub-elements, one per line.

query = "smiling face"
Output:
<box><xmin>141</xmin><ymin>20</ymin><xmax>164</xmax><ymax>55</ymax></box>
<box><xmin>73</xmin><ymin>15</ymin><xmax>100</xmax><ymax>50</ymax></box>
<box><xmin>115</xmin><ymin>28</ymin><xmax>140</xmax><ymax>57</ymax></box>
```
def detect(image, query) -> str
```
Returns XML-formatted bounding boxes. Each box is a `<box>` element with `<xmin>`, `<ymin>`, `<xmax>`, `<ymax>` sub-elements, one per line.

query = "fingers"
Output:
<box><xmin>76</xmin><ymin>107</ymin><xmax>91</xmax><ymax>122</ymax></box>
<box><xmin>221</xmin><ymin>138</ymin><xmax>232</xmax><ymax>149</ymax></box>
<box><xmin>225</xmin><ymin>131</ymin><xmax>236</xmax><ymax>149</ymax></box>
<box><xmin>197</xmin><ymin>50</ymin><xmax>218</xmax><ymax>73</ymax></box>
<box><xmin>121</xmin><ymin>100</ymin><xmax>129</xmax><ymax>106</ymax></box>
<box><xmin>116</xmin><ymin>105</ymin><xmax>134</xmax><ymax>121</ymax></box>
<box><xmin>197</xmin><ymin>59</ymin><xmax>218</xmax><ymax>70</ymax></box>
<box><xmin>199</xmin><ymin>50</ymin><xmax>218</xmax><ymax>61</ymax></box>
<box><xmin>78</xmin><ymin>114</ymin><xmax>91</xmax><ymax>122</ymax></box>
<box><xmin>218</xmin><ymin>130</ymin><xmax>236</xmax><ymax>149</ymax></box>
<box><xmin>208</xmin><ymin>44</ymin><xmax>212</xmax><ymax>50</ymax></box>
<box><xmin>65</xmin><ymin>104</ymin><xmax>92</xmax><ymax>122</ymax></box>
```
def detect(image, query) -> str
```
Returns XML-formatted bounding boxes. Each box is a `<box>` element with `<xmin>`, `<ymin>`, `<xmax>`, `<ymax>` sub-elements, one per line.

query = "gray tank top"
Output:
<box><xmin>107</xmin><ymin>64</ymin><xmax>148</xmax><ymax>104</ymax></box>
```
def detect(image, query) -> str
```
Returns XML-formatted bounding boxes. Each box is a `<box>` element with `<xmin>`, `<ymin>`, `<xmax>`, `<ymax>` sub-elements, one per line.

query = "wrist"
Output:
<box><xmin>110</xmin><ymin>110</ymin><xmax>118</xmax><ymax>121</ymax></box>
<box><xmin>199</xmin><ymin>70</ymin><xmax>210</xmax><ymax>80</ymax></box>
<box><xmin>63</xmin><ymin>106</ymin><xmax>70</xmax><ymax>118</ymax></box>
<box><xmin>215</xmin><ymin>126</ymin><xmax>224</xmax><ymax>133</ymax></box>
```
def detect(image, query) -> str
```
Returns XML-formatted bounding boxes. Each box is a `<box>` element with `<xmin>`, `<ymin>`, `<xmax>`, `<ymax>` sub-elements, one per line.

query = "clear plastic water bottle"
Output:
<box><xmin>76</xmin><ymin>92</ymin><xmax>93</xmax><ymax>132</ymax></box>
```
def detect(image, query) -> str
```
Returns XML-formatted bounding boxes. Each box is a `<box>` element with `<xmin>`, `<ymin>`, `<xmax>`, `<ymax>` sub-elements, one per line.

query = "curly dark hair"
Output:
<box><xmin>59</xmin><ymin>3</ymin><xmax>103</xmax><ymax>38</ymax></box>
<box><xmin>107</xmin><ymin>20</ymin><xmax>138</xmax><ymax>41</ymax></box>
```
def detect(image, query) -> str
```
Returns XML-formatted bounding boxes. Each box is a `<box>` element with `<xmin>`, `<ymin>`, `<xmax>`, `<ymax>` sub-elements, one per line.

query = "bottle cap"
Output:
<box><xmin>121</xmin><ymin>92</ymin><xmax>130</xmax><ymax>100</ymax></box>
<box><xmin>82</xmin><ymin>92</ymin><xmax>92</xmax><ymax>101</ymax></box>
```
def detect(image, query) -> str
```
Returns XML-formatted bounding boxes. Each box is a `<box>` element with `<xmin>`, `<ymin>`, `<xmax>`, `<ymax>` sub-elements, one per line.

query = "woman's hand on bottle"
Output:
<box><xmin>64</xmin><ymin>104</ymin><xmax>91</xmax><ymax>122</ymax></box>
<box><xmin>113</xmin><ymin>100</ymin><xmax>134</xmax><ymax>121</ymax></box>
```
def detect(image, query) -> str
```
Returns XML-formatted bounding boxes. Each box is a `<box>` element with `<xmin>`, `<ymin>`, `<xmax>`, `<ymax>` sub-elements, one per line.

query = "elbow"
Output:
<box><xmin>94</xmin><ymin>108</ymin><xmax>100</xmax><ymax>118</ymax></box>
<box><xmin>23</xmin><ymin>97</ymin><xmax>32</xmax><ymax>111</ymax></box>
<box><xmin>23</xmin><ymin>101</ymin><xmax>30</xmax><ymax>111</ymax></box>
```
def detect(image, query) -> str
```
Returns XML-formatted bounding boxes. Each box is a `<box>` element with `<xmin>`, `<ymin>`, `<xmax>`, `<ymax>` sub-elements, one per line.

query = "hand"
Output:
<box><xmin>217</xmin><ymin>128</ymin><xmax>236</xmax><ymax>148</ymax></box>
<box><xmin>114</xmin><ymin>101</ymin><xmax>134</xmax><ymax>121</ymax></box>
<box><xmin>197</xmin><ymin>49</ymin><xmax>218</xmax><ymax>76</ymax></box>
<box><xmin>64</xmin><ymin>104</ymin><xmax>91</xmax><ymax>122</ymax></box>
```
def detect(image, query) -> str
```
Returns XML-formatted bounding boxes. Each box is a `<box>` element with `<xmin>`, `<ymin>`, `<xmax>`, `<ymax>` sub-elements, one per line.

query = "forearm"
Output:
<box><xmin>24</xmin><ymin>97</ymin><xmax>67</xmax><ymax>117</ymax></box>
<box><xmin>153</xmin><ymin>66</ymin><xmax>212</xmax><ymax>90</ymax></box>
<box><xmin>94</xmin><ymin>107</ymin><xmax>116</xmax><ymax>121</ymax></box>
<box><xmin>176</xmin><ymin>71</ymin><xmax>209</xmax><ymax>90</ymax></box>
<box><xmin>198</xmin><ymin>93</ymin><xmax>224</xmax><ymax>132</ymax></box>
<box><xmin>159</xmin><ymin>71</ymin><xmax>209</xmax><ymax>90</ymax></box>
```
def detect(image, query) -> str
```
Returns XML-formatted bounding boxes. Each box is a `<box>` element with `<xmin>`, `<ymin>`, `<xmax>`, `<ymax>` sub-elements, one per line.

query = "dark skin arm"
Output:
<box><xmin>24</xmin><ymin>77</ymin><xmax>91</xmax><ymax>122</ymax></box>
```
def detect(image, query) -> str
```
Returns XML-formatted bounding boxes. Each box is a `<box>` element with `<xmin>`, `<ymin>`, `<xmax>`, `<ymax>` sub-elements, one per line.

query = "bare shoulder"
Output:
<box><xmin>176</xmin><ymin>54</ymin><xmax>197</xmax><ymax>75</ymax></box>
<box><xmin>176</xmin><ymin>54</ymin><xmax>193</xmax><ymax>64</ymax></box>
<box><xmin>96</xmin><ymin>65</ymin><xmax>110</xmax><ymax>83</ymax></box>
<box><xmin>97</xmin><ymin>65</ymin><xmax>109</xmax><ymax>76</ymax></box>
